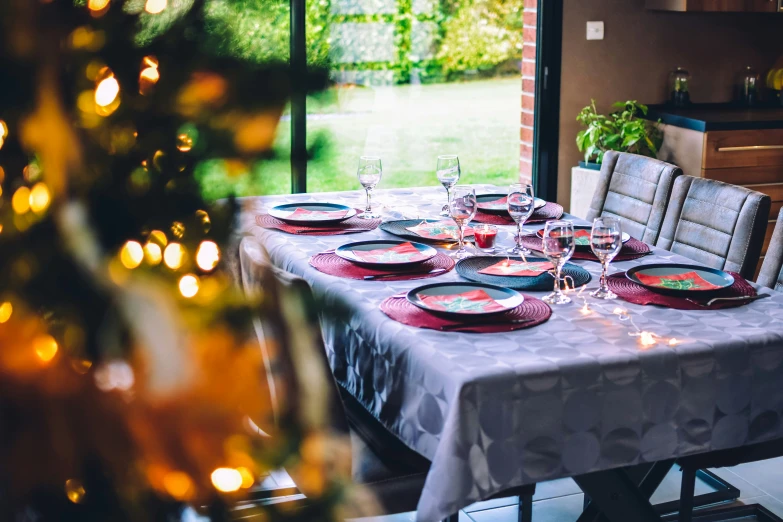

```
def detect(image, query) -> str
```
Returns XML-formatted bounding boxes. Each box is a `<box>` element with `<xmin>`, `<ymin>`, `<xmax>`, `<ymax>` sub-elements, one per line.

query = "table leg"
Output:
<box><xmin>574</xmin><ymin>469</ymin><xmax>664</xmax><ymax>522</ymax></box>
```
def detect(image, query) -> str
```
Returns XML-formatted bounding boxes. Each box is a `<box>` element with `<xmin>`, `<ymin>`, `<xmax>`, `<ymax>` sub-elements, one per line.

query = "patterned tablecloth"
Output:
<box><xmin>237</xmin><ymin>185</ymin><xmax>783</xmax><ymax>522</ymax></box>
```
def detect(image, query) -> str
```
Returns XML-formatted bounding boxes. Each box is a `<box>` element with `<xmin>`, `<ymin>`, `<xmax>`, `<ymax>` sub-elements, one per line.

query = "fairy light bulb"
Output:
<box><xmin>144</xmin><ymin>242</ymin><xmax>162</xmax><ymax>265</ymax></box>
<box><xmin>120</xmin><ymin>241</ymin><xmax>144</xmax><ymax>269</ymax></box>
<box><xmin>145</xmin><ymin>0</ymin><xmax>167</xmax><ymax>14</ymax></box>
<box><xmin>163</xmin><ymin>243</ymin><xmax>185</xmax><ymax>269</ymax></box>
<box><xmin>0</xmin><ymin>302</ymin><xmax>12</xmax><ymax>323</ymax></box>
<box><xmin>579</xmin><ymin>303</ymin><xmax>591</xmax><ymax>315</ymax></box>
<box><xmin>639</xmin><ymin>331</ymin><xmax>657</xmax><ymax>348</ymax></box>
<box><xmin>33</xmin><ymin>334</ymin><xmax>58</xmax><ymax>363</ymax></box>
<box><xmin>211</xmin><ymin>468</ymin><xmax>242</xmax><ymax>493</ymax></box>
<box><xmin>95</xmin><ymin>76</ymin><xmax>119</xmax><ymax>107</ymax></box>
<box><xmin>29</xmin><ymin>182</ymin><xmax>51</xmax><ymax>213</ymax></box>
<box><xmin>178</xmin><ymin>274</ymin><xmax>199</xmax><ymax>298</ymax></box>
<box><xmin>195</xmin><ymin>241</ymin><xmax>220</xmax><ymax>271</ymax></box>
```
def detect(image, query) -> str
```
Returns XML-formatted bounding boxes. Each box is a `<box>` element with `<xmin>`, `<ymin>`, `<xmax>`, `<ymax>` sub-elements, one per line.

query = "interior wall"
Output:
<box><xmin>557</xmin><ymin>0</ymin><xmax>783</xmax><ymax>208</ymax></box>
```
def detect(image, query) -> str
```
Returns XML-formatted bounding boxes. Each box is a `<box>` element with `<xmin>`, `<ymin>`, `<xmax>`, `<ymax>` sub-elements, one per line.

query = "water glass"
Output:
<box><xmin>507</xmin><ymin>183</ymin><xmax>535</xmax><ymax>255</ymax></box>
<box><xmin>541</xmin><ymin>220</ymin><xmax>575</xmax><ymax>305</ymax></box>
<box><xmin>437</xmin><ymin>155</ymin><xmax>460</xmax><ymax>216</ymax></box>
<box><xmin>448</xmin><ymin>185</ymin><xmax>476</xmax><ymax>259</ymax></box>
<box><xmin>590</xmin><ymin>216</ymin><xmax>622</xmax><ymax>299</ymax></box>
<box><xmin>357</xmin><ymin>156</ymin><xmax>382</xmax><ymax>219</ymax></box>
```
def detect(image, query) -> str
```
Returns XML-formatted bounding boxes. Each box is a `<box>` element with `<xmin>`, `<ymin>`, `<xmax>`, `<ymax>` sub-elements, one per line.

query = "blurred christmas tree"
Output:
<box><xmin>0</xmin><ymin>0</ymin><xmax>356</xmax><ymax>520</ymax></box>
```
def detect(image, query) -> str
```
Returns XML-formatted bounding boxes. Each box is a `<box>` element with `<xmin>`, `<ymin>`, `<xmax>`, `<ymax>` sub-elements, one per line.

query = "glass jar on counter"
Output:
<box><xmin>736</xmin><ymin>66</ymin><xmax>760</xmax><ymax>106</ymax></box>
<box><xmin>668</xmin><ymin>67</ymin><xmax>691</xmax><ymax>107</ymax></box>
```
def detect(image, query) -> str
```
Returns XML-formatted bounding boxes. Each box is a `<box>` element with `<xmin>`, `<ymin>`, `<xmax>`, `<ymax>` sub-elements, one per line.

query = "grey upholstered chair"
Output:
<box><xmin>757</xmin><ymin>208</ymin><xmax>783</xmax><ymax>292</ymax></box>
<box><xmin>656</xmin><ymin>176</ymin><xmax>770</xmax><ymax>281</ymax></box>
<box><xmin>586</xmin><ymin>151</ymin><xmax>682</xmax><ymax>244</ymax></box>
<box><xmin>238</xmin><ymin>237</ymin><xmax>535</xmax><ymax>522</ymax></box>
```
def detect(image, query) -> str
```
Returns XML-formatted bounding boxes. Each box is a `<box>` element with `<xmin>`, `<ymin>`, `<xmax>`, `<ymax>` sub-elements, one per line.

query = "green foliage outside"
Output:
<box><xmin>576</xmin><ymin>100</ymin><xmax>663</xmax><ymax>164</ymax></box>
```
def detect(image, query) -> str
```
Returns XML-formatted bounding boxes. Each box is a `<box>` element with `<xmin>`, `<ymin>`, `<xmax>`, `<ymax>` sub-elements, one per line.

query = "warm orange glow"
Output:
<box><xmin>170</xmin><ymin>221</ymin><xmax>185</xmax><ymax>239</ymax></box>
<box><xmin>163</xmin><ymin>471</ymin><xmax>195</xmax><ymax>500</ymax></box>
<box><xmin>144</xmin><ymin>242</ymin><xmax>162</xmax><ymax>265</ymax></box>
<box><xmin>176</xmin><ymin>133</ymin><xmax>193</xmax><ymax>152</ymax></box>
<box><xmin>211</xmin><ymin>468</ymin><xmax>242</xmax><ymax>493</ymax></box>
<box><xmin>65</xmin><ymin>479</ymin><xmax>86</xmax><ymax>504</ymax></box>
<box><xmin>29</xmin><ymin>182</ymin><xmax>51</xmax><ymax>213</ymax></box>
<box><xmin>237</xmin><ymin>467</ymin><xmax>255</xmax><ymax>489</ymax></box>
<box><xmin>579</xmin><ymin>303</ymin><xmax>591</xmax><ymax>316</ymax></box>
<box><xmin>0</xmin><ymin>302</ymin><xmax>12</xmax><ymax>323</ymax></box>
<box><xmin>612</xmin><ymin>307</ymin><xmax>625</xmax><ymax>315</ymax></box>
<box><xmin>120</xmin><ymin>241</ymin><xmax>144</xmax><ymax>269</ymax></box>
<box><xmin>639</xmin><ymin>331</ymin><xmax>657</xmax><ymax>348</ymax></box>
<box><xmin>196</xmin><ymin>241</ymin><xmax>220</xmax><ymax>271</ymax></box>
<box><xmin>87</xmin><ymin>0</ymin><xmax>110</xmax><ymax>11</ymax></box>
<box><xmin>149</xmin><ymin>229</ymin><xmax>167</xmax><ymax>247</ymax></box>
<box><xmin>163</xmin><ymin>243</ymin><xmax>185</xmax><ymax>269</ymax></box>
<box><xmin>12</xmin><ymin>186</ymin><xmax>31</xmax><ymax>214</ymax></box>
<box><xmin>145</xmin><ymin>0</ymin><xmax>167</xmax><ymax>14</ymax></box>
<box><xmin>669</xmin><ymin>338</ymin><xmax>680</xmax><ymax>346</ymax></box>
<box><xmin>0</xmin><ymin>120</ymin><xmax>7</xmax><ymax>149</ymax></box>
<box><xmin>178</xmin><ymin>274</ymin><xmax>199</xmax><ymax>298</ymax></box>
<box><xmin>95</xmin><ymin>76</ymin><xmax>120</xmax><ymax>107</ymax></box>
<box><xmin>33</xmin><ymin>334</ymin><xmax>58</xmax><ymax>363</ymax></box>
<box><xmin>196</xmin><ymin>209</ymin><xmax>211</xmax><ymax>232</ymax></box>
<box><xmin>94</xmin><ymin>361</ymin><xmax>135</xmax><ymax>392</ymax></box>
<box><xmin>139</xmin><ymin>66</ymin><xmax>160</xmax><ymax>95</ymax></box>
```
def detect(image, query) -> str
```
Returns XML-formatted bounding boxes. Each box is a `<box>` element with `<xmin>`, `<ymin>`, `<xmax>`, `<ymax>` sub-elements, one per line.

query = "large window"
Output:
<box><xmin>197</xmin><ymin>0</ymin><xmax>524</xmax><ymax>198</ymax></box>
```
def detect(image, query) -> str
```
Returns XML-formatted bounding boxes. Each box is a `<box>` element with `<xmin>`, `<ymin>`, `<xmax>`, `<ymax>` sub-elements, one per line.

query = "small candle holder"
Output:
<box><xmin>474</xmin><ymin>224</ymin><xmax>498</xmax><ymax>253</ymax></box>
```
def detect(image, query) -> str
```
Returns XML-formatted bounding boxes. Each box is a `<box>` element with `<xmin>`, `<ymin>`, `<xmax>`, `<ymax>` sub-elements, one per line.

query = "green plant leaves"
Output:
<box><xmin>575</xmin><ymin>100</ymin><xmax>661</xmax><ymax>163</ymax></box>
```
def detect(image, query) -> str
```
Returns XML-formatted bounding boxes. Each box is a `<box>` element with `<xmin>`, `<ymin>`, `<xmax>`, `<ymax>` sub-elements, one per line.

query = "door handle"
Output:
<box><xmin>717</xmin><ymin>145</ymin><xmax>783</xmax><ymax>152</ymax></box>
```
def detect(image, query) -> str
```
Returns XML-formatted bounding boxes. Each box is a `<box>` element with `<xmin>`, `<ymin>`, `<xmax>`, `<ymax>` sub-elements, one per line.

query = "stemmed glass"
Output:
<box><xmin>448</xmin><ymin>185</ymin><xmax>476</xmax><ymax>260</ymax></box>
<box><xmin>590</xmin><ymin>216</ymin><xmax>622</xmax><ymax>299</ymax></box>
<box><xmin>507</xmin><ymin>183</ymin><xmax>535</xmax><ymax>255</ymax></box>
<box><xmin>357</xmin><ymin>156</ymin><xmax>382</xmax><ymax>219</ymax></box>
<box><xmin>437</xmin><ymin>155</ymin><xmax>461</xmax><ymax>217</ymax></box>
<box><xmin>541</xmin><ymin>220</ymin><xmax>575</xmax><ymax>305</ymax></box>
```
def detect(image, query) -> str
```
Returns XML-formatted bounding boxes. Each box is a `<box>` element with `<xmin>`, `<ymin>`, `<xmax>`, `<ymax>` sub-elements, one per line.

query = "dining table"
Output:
<box><xmin>237</xmin><ymin>184</ymin><xmax>783</xmax><ymax>522</ymax></box>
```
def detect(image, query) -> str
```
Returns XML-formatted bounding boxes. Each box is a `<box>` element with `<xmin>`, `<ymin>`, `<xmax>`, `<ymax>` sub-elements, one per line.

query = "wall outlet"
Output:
<box><xmin>586</xmin><ymin>21</ymin><xmax>604</xmax><ymax>40</ymax></box>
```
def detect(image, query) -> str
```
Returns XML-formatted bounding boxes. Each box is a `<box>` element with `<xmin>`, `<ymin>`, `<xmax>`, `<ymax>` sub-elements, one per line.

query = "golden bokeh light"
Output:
<box><xmin>211</xmin><ymin>468</ymin><xmax>242</xmax><ymax>493</ymax></box>
<box><xmin>144</xmin><ymin>242</ymin><xmax>162</xmax><ymax>265</ymax></box>
<box><xmin>0</xmin><ymin>302</ymin><xmax>12</xmax><ymax>323</ymax></box>
<box><xmin>0</xmin><ymin>120</ymin><xmax>7</xmax><ymax>149</ymax></box>
<box><xmin>149</xmin><ymin>229</ymin><xmax>168</xmax><ymax>247</ymax></box>
<box><xmin>170</xmin><ymin>221</ymin><xmax>185</xmax><ymax>239</ymax></box>
<box><xmin>237</xmin><ymin>467</ymin><xmax>255</xmax><ymax>489</ymax></box>
<box><xmin>12</xmin><ymin>187</ymin><xmax>31</xmax><ymax>214</ymax></box>
<box><xmin>163</xmin><ymin>471</ymin><xmax>195</xmax><ymax>500</ymax></box>
<box><xmin>163</xmin><ymin>243</ymin><xmax>185</xmax><ymax>269</ymax></box>
<box><xmin>88</xmin><ymin>0</ymin><xmax>110</xmax><ymax>11</ymax></box>
<box><xmin>139</xmin><ymin>56</ymin><xmax>160</xmax><ymax>95</ymax></box>
<box><xmin>196</xmin><ymin>241</ymin><xmax>220</xmax><ymax>271</ymax></box>
<box><xmin>669</xmin><ymin>338</ymin><xmax>681</xmax><ymax>346</ymax></box>
<box><xmin>639</xmin><ymin>331</ymin><xmax>657</xmax><ymax>348</ymax></box>
<box><xmin>33</xmin><ymin>334</ymin><xmax>59</xmax><ymax>363</ymax></box>
<box><xmin>120</xmin><ymin>241</ymin><xmax>144</xmax><ymax>269</ymax></box>
<box><xmin>145</xmin><ymin>0</ymin><xmax>167</xmax><ymax>14</ymax></box>
<box><xmin>196</xmin><ymin>209</ymin><xmax>211</xmax><ymax>232</ymax></box>
<box><xmin>178</xmin><ymin>274</ymin><xmax>199</xmax><ymax>298</ymax></box>
<box><xmin>95</xmin><ymin>76</ymin><xmax>120</xmax><ymax>107</ymax></box>
<box><xmin>65</xmin><ymin>479</ymin><xmax>86</xmax><ymax>504</ymax></box>
<box><xmin>176</xmin><ymin>133</ymin><xmax>193</xmax><ymax>152</ymax></box>
<box><xmin>29</xmin><ymin>182</ymin><xmax>51</xmax><ymax>213</ymax></box>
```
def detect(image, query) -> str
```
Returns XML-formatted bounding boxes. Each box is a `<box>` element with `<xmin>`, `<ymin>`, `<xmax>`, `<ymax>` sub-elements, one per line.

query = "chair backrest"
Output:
<box><xmin>239</xmin><ymin>236</ymin><xmax>349</xmax><ymax>436</ymax></box>
<box><xmin>586</xmin><ymin>151</ymin><xmax>682</xmax><ymax>244</ymax></box>
<box><xmin>656</xmin><ymin>176</ymin><xmax>771</xmax><ymax>280</ymax></box>
<box><xmin>757</xmin><ymin>208</ymin><xmax>783</xmax><ymax>292</ymax></box>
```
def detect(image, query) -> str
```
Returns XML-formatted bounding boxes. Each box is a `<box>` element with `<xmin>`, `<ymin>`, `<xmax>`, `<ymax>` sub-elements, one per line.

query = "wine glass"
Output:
<box><xmin>541</xmin><ymin>220</ymin><xmax>575</xmax><ymax>305</ymax></box>
<box><xmin>507</xmin><ymin>183</ymin><xmax>535</xmax><ymax>255</ymax></box>
<box><xmin>357</xmin><ymin>156</ymin><xmax>382</xmax><ymax>219</ymax></box>
<box><xmin>448</xmin><ymin>185</ymin><xmax>476</xmax><ymax>259</ymax></box>
<box><xmin>590</xmin><ymin>216</ymin><xmax>622</xmax><ymax>299</ymax></box>
<box><xmin>437</xmin><ymin>155</ymin><xmax>461</xmax><ymax>217</ymax></box>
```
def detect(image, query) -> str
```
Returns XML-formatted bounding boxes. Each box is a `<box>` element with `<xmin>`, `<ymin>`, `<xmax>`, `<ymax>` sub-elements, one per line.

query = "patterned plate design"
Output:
<box><xmin>407</xmin><ymin>282</ymin><xmax>524</xmax><ymax>318</ymax></box>
<box><xmin>257</xmin><ymin>210</ymin><xmax>381</xmax><ymax>235</ymax></box>
<box><xmin>536</xmin><ymin>225</ymin><xmax>630</xmax><ymax>249</ymax></box>
<box><xmin>521</xmin><ymin>235</ymin><xmax>651</xmax><ymax>261</ymax></box>
<box><xmin>335</xmin><ymin>240</ymin><xmax>437</xmax><ymax>268</ymax></box>
<box><xmin>380</xmin><ymin>219</ymin><xmax>474</xmax><ymax>244</ymax></box>
<box><xmin>472</xmin><ymin>201</ymin><xmax>564</xmax><ymax>225</ymax></box>
<box><xmin>456</xmin><ymin>256</ymin><xmax>592</xmax><ymax>290</ymax></box>
<box><xmin>607</xmin><ymin>271</ymin><xmax>756</xmax><ymax>310</ymax></box>
<box><xmin>380</xmin><ymin>293</ymin><xmax>551</xmax><ymax>333</ymax></box>
<box><xmin>625</xmin><ymin>263</ymin><xmax>734</xmax><ymax>296</ymax></box>
<box><xmin>476</xmin><ymin>194</ymin><xmax>546</xmax><ymax>215</ymax></box>
<box><xmin>268</xmin><ymin>202</ymin><xmax>356</xmax><ymax>225</ymax></box>
<box><xmin>310</xmin><ymin>252</ymin><xmax>454</xmax><ymax>281</ymax></box>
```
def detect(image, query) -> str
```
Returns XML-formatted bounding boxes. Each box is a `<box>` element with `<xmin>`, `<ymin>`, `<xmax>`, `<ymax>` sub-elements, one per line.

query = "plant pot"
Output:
<box><xmin>578</xmin><ymin>161</ymin><xmax>601</xmax><ymax>171</ymax></box>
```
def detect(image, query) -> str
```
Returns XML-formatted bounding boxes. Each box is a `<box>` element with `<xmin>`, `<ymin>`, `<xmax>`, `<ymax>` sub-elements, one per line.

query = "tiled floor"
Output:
<box><xmin>358</xmin><ymin>457</ymin><xmax>783</xmax><ymax>522</ymax></box>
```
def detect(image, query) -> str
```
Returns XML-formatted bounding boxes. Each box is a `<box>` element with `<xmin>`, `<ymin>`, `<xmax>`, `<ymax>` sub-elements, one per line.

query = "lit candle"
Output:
<box><xmin>474</xmin><ymin>224</ymin><xmax>498</xmax><ymax>251</ymax></box>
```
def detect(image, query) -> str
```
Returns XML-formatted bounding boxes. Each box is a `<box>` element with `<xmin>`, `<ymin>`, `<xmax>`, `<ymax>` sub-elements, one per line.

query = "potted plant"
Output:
<box><xmin>576</xmin><ymin>100</ymin><xmax>663</xmax><ymax>169</ymax></box>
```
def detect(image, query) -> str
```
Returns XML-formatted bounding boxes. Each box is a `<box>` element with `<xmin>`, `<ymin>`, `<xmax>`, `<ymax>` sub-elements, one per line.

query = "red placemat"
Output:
<box><xmin>521</xmin><ymin>236</ymin><xmax>651</xmax><ymax>261</ymax></box>
<box><xmin>380</xmin><ymin>294</ymin><xmax>551</xmax><ymax>333</ymax></box>
<box><xmin>257</xmin><ymin>209</ymin><xmax>381</xmax><ymax>235</ymax></box>
<box><xmin>310</xmin><ymin>253</ymin><xmax>455</xmax><ymax>281</ymax></box>
<box><xmin>473</xmin><ymin>202</ymin><xmax>564</xmax><ymax>226</ymax></box>
<box><xmin>607</xmin><ymin>271</ymin><xmax>757</xmax><ymax>310</ymax></box>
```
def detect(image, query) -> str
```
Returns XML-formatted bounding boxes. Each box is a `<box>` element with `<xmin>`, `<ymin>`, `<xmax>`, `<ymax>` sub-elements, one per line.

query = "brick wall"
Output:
<box><xmin>519</xmin><ymin>0</ymin><xmax>536</xmax><ymax>185</ymax></box>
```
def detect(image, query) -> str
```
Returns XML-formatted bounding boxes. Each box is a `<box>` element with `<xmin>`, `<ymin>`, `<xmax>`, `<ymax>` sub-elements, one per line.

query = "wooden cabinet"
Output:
<box><xmin>658</xmin><ymin>126</ymin><xmax>783</xmax><ymax>276</ymax></box>
<box><xmin>646</xmin><ymin>0</ymin><xmax>782</xmax><ymax>11</ymax></box>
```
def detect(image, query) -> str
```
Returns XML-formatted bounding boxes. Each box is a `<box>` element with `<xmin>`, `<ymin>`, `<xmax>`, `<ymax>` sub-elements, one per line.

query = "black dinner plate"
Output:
<box><xmin>407</xmin><ymin>282</ymin><xmax>524</xmax><ymax>318</ymax></box>
<box><xmin>380</xmin><ymin>219</ymin><xmax>474</xmax><ymax>244</ymax></box>
<box><xmin>475</xmin><ymin>194</ymin><xmax>546</xmax><ymax>215</ymax></box>
<box><xmin>334</xmin><ymin>240</ymin><xmax>437</xmax><ymax>269</ymax></box>
<box><xmin>625</xmin><ymin>263</ymin><xmax>735</xmax><ymax>296</ymax></box>
<box><xmin>536</xmin><ymin>225</ymin><xmax>631</xmax><ymax>250</ymax></box>
<box><xmin>456</xmin><ymin>256</ymin><xmax>592</xmax><ymax>291</ymax></box>
<box><xmin>268</xmin><ymin>202</ymin><xmax>356</xmax><ymax>226</ymax></box>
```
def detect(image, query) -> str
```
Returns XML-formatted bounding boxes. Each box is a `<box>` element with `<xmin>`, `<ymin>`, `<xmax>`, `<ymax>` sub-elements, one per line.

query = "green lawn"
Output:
<box><xmin>197</xmin><ymin>77</ymin><xmax>521</xmax><ymax>198</ymax></box>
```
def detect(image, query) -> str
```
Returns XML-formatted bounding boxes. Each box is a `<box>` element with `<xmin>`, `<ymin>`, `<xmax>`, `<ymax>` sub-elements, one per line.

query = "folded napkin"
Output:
<box><xmin>477</xmin><ymin>197</ymin><xmax>507</xmax><ymax>210</ymax></box>
<box><xmin>420</xmin><ymin>289</ymin><xmax>504</xmax><ymax>314</ymax></box>
<box><xmin>478</xmin><ymin>259</ymin><xmax>553</xmax><ymax>277</ymax></box>
<box><xmin>405</xmin><ymin>220</ymin><xmax>475</xmax><ymax>240</ymax></box>
<box><xmin>351</xmin><ymin>242</ymin><xmax>429</xmax><ymax>263</ymax></box>
<box><xmin>288</xmin><ymin>207</ymin><xmax>349</xmax><ymax>220</ymax></box>
<box><xmin>635</xmin><ymin>271</ymin><xmax>722</xmax><ymax>291</ymax></box>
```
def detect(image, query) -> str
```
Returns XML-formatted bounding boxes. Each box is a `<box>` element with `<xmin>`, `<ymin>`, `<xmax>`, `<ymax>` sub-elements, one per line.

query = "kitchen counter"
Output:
<box><xmin>644</xmin><ymin>103</ymin><xmax>783</xmax><ymax>132</ymax></box>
